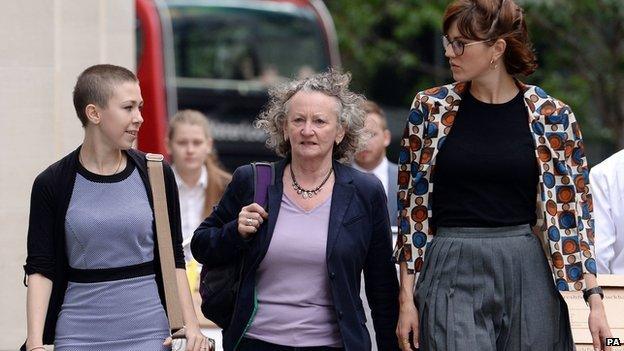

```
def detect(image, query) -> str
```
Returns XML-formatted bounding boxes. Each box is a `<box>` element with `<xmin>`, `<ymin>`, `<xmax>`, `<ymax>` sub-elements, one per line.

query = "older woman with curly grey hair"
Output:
<box><xmin>192</xmin><ymin>69</ymin><xmax>400</xmax><ymax>351</ymax></box>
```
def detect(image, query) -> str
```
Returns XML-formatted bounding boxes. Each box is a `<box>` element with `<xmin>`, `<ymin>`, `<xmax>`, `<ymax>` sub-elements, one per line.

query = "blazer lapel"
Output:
<box><xmin>424</xmin><ymin>83</ymin><xmax>465</xmax><ymax>167</ymax></box>
<box><xmin>265</xmin><ymin>183</ymin><xmax>283</xmax><ymax>246</ymax></box>
<box><xmin>326</xmin><ymin>162</ymin><xmax>354</xmax><ymax>259</ymax></box>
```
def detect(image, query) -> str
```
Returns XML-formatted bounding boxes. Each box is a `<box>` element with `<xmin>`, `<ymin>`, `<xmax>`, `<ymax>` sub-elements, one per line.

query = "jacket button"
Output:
<box><xmin>329</xmin><ymin>272</ymin><xmax>336</xmax><ymax>279</ymax></box>
<box><xmin>337</xmin><ymin>310</ymin><xmax>343</xmax><ymax>320</ymax></box>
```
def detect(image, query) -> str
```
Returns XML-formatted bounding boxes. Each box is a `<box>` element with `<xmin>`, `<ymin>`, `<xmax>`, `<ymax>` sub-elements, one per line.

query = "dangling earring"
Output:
<box><xmin>490</xmin><ymin>57</ymin><xmax>499</xmax><ymax>70</ymax></box>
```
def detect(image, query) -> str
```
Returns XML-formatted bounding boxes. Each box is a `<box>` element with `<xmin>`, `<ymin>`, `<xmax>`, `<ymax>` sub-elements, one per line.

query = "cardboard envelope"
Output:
<box><xmin>561</xmin><ymin>275</ymin><xmax>624</xmax><ymax>350</ymax></box>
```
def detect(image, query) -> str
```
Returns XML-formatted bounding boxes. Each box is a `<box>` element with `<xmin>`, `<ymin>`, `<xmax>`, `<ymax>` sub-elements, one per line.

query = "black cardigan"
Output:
<box><xmin>23</xmin><ymin>146</ymin><xmax>185</xmax><ymax>346</ymax></box>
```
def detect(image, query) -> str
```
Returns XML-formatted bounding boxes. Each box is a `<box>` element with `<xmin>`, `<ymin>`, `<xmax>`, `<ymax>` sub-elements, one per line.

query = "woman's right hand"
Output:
<box><xmin>237</xmin><ymin>203</ymin><xmax>268</xmax><ymax>239</ymax></box>
<box><xmin>396</xmin><ymin>301</ymin><xmax>419</xmax><ymax>351</ymax></box>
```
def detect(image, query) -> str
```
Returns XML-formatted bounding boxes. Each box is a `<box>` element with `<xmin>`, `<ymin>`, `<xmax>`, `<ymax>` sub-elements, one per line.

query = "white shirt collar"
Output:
<box><xmin>352</xmin><ymin>157</ymin><xmax>389</xmax><ymax>195</ymax></box>
<box><xmin>172</xmin><ymin>164</ymin><xmax>208</xmax><ymax>190</ymax></box>
<box><xmin>353</xmin><ymin>157</ymin><xmax>388</xmax><ymax>177</ymax></box>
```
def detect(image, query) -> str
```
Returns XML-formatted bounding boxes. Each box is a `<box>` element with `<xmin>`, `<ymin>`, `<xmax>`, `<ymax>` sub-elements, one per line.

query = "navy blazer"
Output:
<box><xmin>191</xmin><ymin>158</ymin><xmax>400</xmax><ymax>351</ymax></box>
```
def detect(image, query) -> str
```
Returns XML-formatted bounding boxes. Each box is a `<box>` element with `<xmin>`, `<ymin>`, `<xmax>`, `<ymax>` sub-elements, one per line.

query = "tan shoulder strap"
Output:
<box><xmin>145</xmin><ymin>153</ymin><xmax>184</xmax><ymax>332</ymax></box>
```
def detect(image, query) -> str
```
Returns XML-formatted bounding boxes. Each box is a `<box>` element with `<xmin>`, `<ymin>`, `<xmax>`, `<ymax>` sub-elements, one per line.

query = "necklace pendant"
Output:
<box><xmin>290</xmin><ymin>165</ymin><xmax>333</xmax><ymax>200</ymax></box>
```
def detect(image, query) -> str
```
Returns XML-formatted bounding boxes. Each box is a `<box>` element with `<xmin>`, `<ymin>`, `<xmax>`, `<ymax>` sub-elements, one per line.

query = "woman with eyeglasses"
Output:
<box><xmin>393</xmin><ymin>0</ymin><xmax>612</xmax><ymax>350</ymax></box>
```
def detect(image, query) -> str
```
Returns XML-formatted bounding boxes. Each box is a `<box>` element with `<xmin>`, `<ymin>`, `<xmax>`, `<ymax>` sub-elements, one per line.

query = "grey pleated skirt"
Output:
<box><xmin>415</xmin><ymin>224</ymin><xmax>575</xmax><ymax>351</ymax></box>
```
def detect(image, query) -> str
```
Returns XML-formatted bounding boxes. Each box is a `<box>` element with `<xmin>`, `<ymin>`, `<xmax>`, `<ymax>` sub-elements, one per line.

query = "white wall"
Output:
<box><xmin>0</xmin><ymin>1</ymin><xmax>134</xmax><ymax>348</ymax></box>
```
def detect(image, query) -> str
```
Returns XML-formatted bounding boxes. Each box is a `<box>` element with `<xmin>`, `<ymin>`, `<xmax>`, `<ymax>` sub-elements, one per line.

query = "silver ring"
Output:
<box><xmin>246</xmin><ymin>218</ymin><xmax>253</xmax><ymax>226</ymax></box>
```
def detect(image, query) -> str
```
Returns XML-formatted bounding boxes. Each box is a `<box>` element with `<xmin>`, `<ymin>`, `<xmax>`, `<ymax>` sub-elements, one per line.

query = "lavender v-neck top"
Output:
<box><xmin>245</xmin><ymin>193</ymin><xmax>343</xmax><ymax>347</ymax></box>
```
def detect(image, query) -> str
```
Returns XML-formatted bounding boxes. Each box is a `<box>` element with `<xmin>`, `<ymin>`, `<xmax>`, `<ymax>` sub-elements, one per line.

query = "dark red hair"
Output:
<box><xmin>443</xmin><ymin>0</ymin><xmax>537</xmax><ymax>76</ymax></box>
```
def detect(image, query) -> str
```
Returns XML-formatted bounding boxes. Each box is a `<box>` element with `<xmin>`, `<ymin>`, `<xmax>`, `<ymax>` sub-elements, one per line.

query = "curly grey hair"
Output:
<box><xmin>254</xmin><ymin>69</ymin><xmax>367</xmax><ymax>162</ymax></box>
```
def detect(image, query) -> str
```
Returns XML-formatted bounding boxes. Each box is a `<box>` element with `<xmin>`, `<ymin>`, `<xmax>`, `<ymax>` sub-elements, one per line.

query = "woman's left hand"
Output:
<box><xmin>163</xmin><ymin>326</ymin><xmax>215</xmax><ymax>351</ymax></box>
<box><xmin>588</xmin><ymin>296</ymin><xmax>613</xmax><ymax>351</ymax></box>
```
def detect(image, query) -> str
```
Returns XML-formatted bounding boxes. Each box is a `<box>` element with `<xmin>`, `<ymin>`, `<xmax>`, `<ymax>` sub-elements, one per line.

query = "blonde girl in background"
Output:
<box><xmin>167</xmin><ymin>110</ymin><xmax>232</xmax><ymax>291</ymax></box>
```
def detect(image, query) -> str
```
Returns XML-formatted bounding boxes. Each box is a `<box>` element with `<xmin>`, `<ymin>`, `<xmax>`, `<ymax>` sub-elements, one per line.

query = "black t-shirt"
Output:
<box><xmin>431</xmin><ymin>90</ymin><xmax>538</xmax><ymax>228</ymax></box>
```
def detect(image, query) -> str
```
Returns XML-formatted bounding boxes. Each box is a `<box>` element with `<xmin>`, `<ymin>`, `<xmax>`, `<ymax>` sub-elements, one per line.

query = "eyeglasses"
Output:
<box><xmin>442</xmin><ymin>35</ymin><xmax>492</xmax><ymax>56</ymax></box>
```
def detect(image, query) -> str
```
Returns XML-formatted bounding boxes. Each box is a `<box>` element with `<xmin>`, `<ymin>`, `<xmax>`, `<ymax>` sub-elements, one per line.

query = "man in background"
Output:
<box><xmin>353</xmin><ymin>101</ymin><xmax>397</xmax><ymax>227</ymax></box>
<box><xmin>590</xmin><ymin>149</ymin><xmax>624</xmax><ymax>273</ymax></box>
<box><xmin>353</xmin><ymin>101</ymin><xmax>397</xmax><ymax>351</ymax></box>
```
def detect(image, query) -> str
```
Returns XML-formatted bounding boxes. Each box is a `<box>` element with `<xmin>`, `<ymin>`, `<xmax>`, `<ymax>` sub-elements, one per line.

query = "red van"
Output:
<box><xmin>136</xmin><ymin>0</ymin><xmax>341</xmax><ymax>170</ymax></box>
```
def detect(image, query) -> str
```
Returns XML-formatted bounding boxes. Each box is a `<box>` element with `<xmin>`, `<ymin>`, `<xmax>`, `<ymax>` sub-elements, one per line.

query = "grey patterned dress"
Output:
<box><xmin>54</xmin><ymin>162</ymin><xmax>171</xmax><ymax>350</ymax></box>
